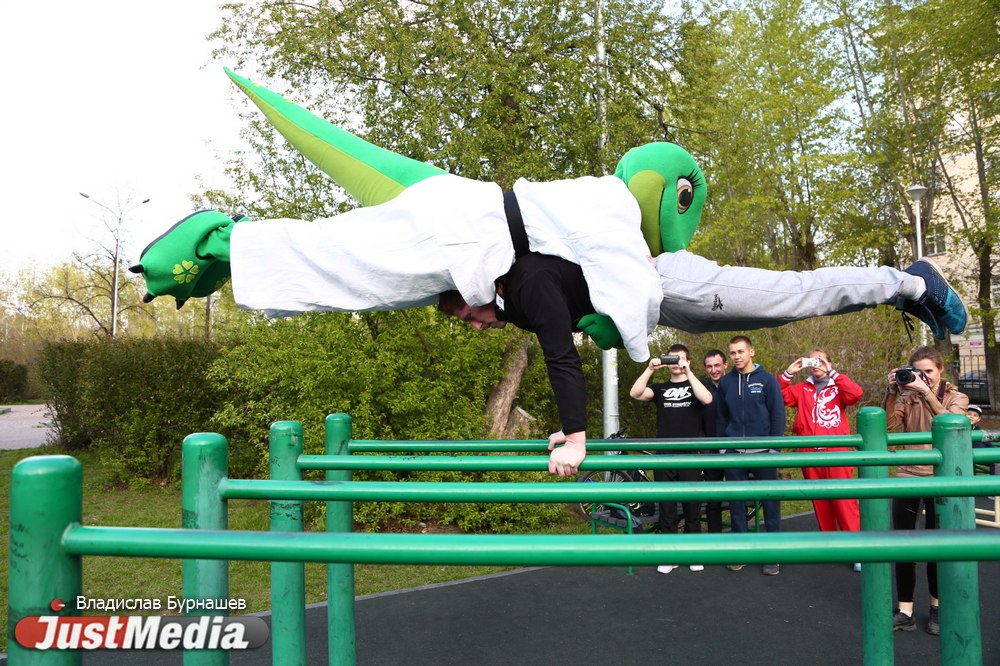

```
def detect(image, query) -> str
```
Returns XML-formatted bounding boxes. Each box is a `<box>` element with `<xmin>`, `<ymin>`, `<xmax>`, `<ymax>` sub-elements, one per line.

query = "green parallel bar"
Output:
<box><xmin>970</xmin><ymin>449</ymin><xmax>1000</xmax><ymax>463</ymax></box>
<box><xmin>934</xmin><ymin>415</ymin><xmax>982</xmax><ymax>665</ymax></box>
<box><xmin>217</xmin><ymin>476</ymin><xmax>1000</xmax><ymax>503</ymax></box>
<box><xmin>181</xmin><ymin>433</ymin><xmax>229</xmax><ymax>666</ymax></box>
<box><xmin>298</xmin><ymin>450</ymin><xmax>943</xmax><ymax>472</ymax></box>
<box><xmin>269</xmin><ymin>422</ymin><xmax>307</xmax><ymax>666</ymax></box>
<box><xmin>857</xmin><ymin>408</ymin><xmax>892</xmax><ymax>666</ymax></box>
<box><xmin>325</xmin><ymin>414</ymin><xmax>356</xmax><ymax>666</ymax></box>
<box><xmin>344</xmin><ymin>429</ymin><xmax>996</xmax><ymax>452</ymax></box>
<box><xmin>60</xmin><ymin>526</ymin><xmax>1000</xmax><ymax>565</ymax></box>
<box><xmin>890</xmin><ymin>428</ymin><xmax>995</xmax><ymax>445</ymax></box>
<box><xmin>8</xmin><ymin>456</ymin><xmax>83</xmax><ymax>666</ymax></box>
<box><xmin>347</xmin><ymin>435</ymin><xmax>860</xmax><ymax>452</ymax></box>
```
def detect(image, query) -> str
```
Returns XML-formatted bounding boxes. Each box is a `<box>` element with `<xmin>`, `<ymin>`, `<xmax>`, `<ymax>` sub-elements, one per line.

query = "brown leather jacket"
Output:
<box><xmin>882</xmin><ymin>382</ymin><xmax>970</xmax><ymax>477</ymax></box>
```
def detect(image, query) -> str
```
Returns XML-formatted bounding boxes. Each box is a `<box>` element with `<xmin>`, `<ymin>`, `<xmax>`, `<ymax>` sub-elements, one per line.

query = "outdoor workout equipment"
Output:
<box><xmin>8</xmin><ymin>408</ymin><xmax>1000</xmax><ymax>665</ymax></box>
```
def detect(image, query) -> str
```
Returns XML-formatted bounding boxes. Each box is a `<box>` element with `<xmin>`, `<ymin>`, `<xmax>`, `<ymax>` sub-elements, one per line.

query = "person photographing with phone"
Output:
<box><xmin>780</xmin><ymin>349</ymin><xmax>864</xmax><ymax>558</ymax></box>
<box><xmin>882</xmin><ymin>346</ymin><xmax>969</xmax><ymax>636</ymax></box>
<box><xmin>630</xmin><ymin>343</ymin><xmax>713</xmax><ymax>573</ymax></box>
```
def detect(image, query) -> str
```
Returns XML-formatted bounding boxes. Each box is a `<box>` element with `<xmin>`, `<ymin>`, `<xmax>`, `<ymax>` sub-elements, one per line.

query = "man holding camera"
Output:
<box><xmin>780</xmin><ymin>349</ymin><xmax>864</xmax><ymax>552</ymax></box>
<box><xmin>630</xmin><ymin>343</ymin><xmax>714</xmax><ymax>573</ymax></box>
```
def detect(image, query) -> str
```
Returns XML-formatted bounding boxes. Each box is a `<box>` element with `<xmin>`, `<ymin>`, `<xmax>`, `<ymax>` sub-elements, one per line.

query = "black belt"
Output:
<box><xmin>503</xmin><ymin>191</ymin><xmax>529</xmax><ymax>258</ymax></box>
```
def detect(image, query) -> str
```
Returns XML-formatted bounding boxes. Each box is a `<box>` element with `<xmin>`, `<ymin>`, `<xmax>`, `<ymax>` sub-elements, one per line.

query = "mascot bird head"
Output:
<box><xmin>613</xmin><ymin>142</ymin><xmax>707</xmax><ymax>256</ymax></box>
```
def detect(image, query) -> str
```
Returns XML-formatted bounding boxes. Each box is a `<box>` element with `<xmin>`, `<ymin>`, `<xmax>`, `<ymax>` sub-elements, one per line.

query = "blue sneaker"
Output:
<box><xmin>901</xmin><ymin>258</ymin><xmax>968</xmax><ymax>339</ymax></box>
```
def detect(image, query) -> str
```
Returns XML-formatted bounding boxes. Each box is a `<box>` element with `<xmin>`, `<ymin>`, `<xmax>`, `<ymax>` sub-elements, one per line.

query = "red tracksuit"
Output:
<box><xmin>779</xmin><ymin>370</ymin><xmax>864</xmax><ymax>532</ymax></box>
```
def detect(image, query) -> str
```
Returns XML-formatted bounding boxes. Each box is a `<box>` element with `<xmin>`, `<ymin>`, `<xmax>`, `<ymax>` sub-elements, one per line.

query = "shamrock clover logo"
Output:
<box><xmin>172</xmin><ymin>260</ymin><xmax>200</xmax><ymax>285</ymax></box>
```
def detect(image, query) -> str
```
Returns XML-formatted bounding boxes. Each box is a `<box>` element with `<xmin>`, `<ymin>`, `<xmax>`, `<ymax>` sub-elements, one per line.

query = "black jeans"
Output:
<box><xmin>655</xmin><ymin>466</ymin><xmax>703</xmax><ymax>534</ymax></box>
<box><xmin>892</xmin><ymin>495</ymin><xmax>938</xmax><ymax>603</ymax></box>
<box><xmin>702</xmin><ymin>465</ymin><xmax>725</xmax><ymax>533</ymax></box>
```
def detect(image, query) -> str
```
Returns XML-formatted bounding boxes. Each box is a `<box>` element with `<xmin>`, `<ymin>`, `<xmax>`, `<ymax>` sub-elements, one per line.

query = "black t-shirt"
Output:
<box><xmin>650</xmin><ymin>378</ymin><xmax>707</xmax><ymax>439</ymax></box>
<box><xmin>497</xmin><ymin>253</ymin><xmax>595</xmax><ymax>435</ymax></box>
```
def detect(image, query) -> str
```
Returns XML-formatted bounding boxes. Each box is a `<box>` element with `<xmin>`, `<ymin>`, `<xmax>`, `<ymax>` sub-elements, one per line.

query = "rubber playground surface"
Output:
<box><xmin>11</xmin><ymin>508</ymin><xmax>999</xmax><ymax>665</ymax></box>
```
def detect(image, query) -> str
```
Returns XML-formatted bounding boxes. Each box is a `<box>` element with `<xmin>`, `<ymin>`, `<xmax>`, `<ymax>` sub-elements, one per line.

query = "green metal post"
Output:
<box><xmin>8</xmin><ymin>456</ymin><xmax>83</xmax><ymax>665</ymax></box>
<box><xmin>326</xmin><ymin>414</ymin><xmax>356</xmax><ymax>666</ymax></box>
<box><xmin>857</xmin><ymin>407</ymin><xmax>892</xmax><ymax>666</ymax></box>
<box><xmin>181</xmin><ymin>433</ymin><xmax>229</xmax><ymax>666</ymax></box>
<box><xmin>270</xmin><ymin>421</ymin><xmax>307</xmax><ymax>666</ymax></box>
<box><xmin>933</xmin><ymin>414</ymin><xmax>982</xmax><ymax>665</ymax></box>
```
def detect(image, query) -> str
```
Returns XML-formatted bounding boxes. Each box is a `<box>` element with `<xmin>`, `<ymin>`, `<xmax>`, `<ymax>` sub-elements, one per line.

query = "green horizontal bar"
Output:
<box><xmin>219</xmin><ymin>477</ymin><xmax>1000</xmax><ymax>503</ymax></box>
<box><xmin>345</xmin><ymin>430</ymin><xmax>996</xmax><ymax>453</ymax></box>
<box><xmin>347</xmin><ymin>435</ymin><xmax>859</xmax><ymax>453</ymax></box>
<box><xmin>62</xmin><ymin>526</ymin><xmax>1000</xmax><ymax>566</ymax></box>
<box><xmin>298</xmin><ymin>450</ymin><xmax>945</xmax><ymax>472</ymax></box>
<box><xmin>974</xmin><ymin>449</ymin><xmax>1000</xmax><ymax>463</ymax></box>
<box><xmin>888</xmin><ymin>429</ymin><xmax>995</xmax><ymax>445</ymax></box>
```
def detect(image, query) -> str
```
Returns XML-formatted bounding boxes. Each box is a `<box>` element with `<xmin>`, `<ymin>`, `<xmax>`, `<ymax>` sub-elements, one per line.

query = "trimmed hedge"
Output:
<box><xmin>38</xmin><ymin>339</ymin><xmax>223</xmax><ymax>482</ymax></box>
<box><xmin>0</xmin><ymin>359</ymin><xmax>28</xmax><ymax>403</ymax></box>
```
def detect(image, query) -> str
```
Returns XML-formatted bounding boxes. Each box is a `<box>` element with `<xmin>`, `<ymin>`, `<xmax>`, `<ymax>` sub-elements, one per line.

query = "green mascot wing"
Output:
<box><xmin>225</xmin><ymin>68</ymin><xmax>445</xmax><ymax>207</ymax></box>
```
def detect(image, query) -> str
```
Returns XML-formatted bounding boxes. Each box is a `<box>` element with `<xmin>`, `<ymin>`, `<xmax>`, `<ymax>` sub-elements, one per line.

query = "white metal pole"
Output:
<box><xmin>907</xmin><ymin>184</ymin><xmax>929</xmax><ymax>346</ymax></box>
<box><xmin>595</xmin><ymin>0</ymin><xmax>620</xmax><ymax>438</ymax></box>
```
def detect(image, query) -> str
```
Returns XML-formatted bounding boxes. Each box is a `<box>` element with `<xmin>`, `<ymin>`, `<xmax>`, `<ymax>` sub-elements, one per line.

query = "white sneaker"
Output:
<box><xmin>853</xmin><ymin>563</ymin><xmax>862</xmax><ymax>572</ymax></box>
<box><xmin>689</xmin><ymin>564</ymin><xmax>705</xmax><ymax>572</ymax></box>
<box><xmin>656</xmin><ymin>565</ymin><xmax>678</xmax><ymax>574</ymax></box>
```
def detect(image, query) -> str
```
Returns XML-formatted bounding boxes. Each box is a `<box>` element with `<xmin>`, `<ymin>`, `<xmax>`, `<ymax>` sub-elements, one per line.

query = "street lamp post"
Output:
<box><xmin>906</xmin><ymin>184</ymin><xmax>929</xmax><ymax>346</ymax></box>
<box><xmin>906</xmin><ymin>184</ymin><xmax>928</xmax><ymax>260</ymax></box>
<box><xmin>79</xmin><ymin>193</ymin><xmax>150</xmax><ymax>339</ymax></box>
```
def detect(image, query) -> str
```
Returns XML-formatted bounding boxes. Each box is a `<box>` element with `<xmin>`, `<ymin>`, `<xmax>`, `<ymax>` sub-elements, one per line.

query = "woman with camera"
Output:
<box><xmin>882</xmin><ymin>346</ymin><xmax>969</xmax><ymax>636</ymax></box>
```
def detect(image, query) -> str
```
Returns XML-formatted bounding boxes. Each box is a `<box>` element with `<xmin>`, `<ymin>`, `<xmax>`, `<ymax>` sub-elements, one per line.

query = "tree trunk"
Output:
<box><xmin>485</xmin><ymin>333</ymin><xmax>533</xmax><ymax>438</ymax></box>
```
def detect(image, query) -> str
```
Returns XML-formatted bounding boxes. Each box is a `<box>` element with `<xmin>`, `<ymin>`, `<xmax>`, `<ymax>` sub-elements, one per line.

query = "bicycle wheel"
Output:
<box><xmin>576</xmin><ymin>469</ymin><xmax>637</xmax><ymax>519</ymax></box>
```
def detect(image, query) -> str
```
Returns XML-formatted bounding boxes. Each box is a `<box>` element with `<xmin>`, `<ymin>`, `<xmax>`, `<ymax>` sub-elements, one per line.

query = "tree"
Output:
<box><xmin>832</xmin><ymin>0</ymin><xmax>999</xmax><ymax>403</ymax></box>
<box><xmin>671</xmin><ymin>0</ymin><xmax>856</xmax><ymax>271</ymax></box>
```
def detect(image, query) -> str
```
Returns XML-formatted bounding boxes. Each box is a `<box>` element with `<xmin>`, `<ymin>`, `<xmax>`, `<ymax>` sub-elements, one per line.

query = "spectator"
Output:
<box><xmin>630</xmin><ymin>344</ymin><xmax>714</xmax><ymax>573</ymax></box>
<box><xmin>715</xmin><ymin>335</ymin><xmax>786</xmax><ymax>576</ymax></box>
<box><xmin>882</xmin><ymin>346</ymin><xmax>969</xmax><ymax>636</ymax></box>
<box><xmin>701</xmin><ymin>349</ymin><xmax>729</xmax><ymax>533</ymax></box>
<box><xmin>968</xmin><ymin>404</ymin><xmax>983</xmax><ymax>429</ymax></box>
<box><xmin>780</xmin><ymin>349</ymin><xmax>864</xmax><ymax>571</ymax></box>
<box><xmin>969</xmin><ymin>405</ymin><xmax>996</xmax><ymax>477</ymax></box>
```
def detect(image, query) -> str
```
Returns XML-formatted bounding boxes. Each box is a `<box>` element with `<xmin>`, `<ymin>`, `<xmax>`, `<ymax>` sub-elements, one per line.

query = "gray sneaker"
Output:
<box><xmin>762</xmin><ymin>563</ymin><xmax>780</xmax><ymax>576</ymax></box>
<box><xmin>926</xmin><ymin>605</ymin><xmax>940</xmax><ymax>636</ymax></box>
<box><xmin>726</xmin><ymin>564</ymin><xmax>746</xmax><ymax>571</ymax></box>
<box><xmin>893</xmin><ymin>609</ymin><xmax>916</xmax><ymax>631</ymax></box>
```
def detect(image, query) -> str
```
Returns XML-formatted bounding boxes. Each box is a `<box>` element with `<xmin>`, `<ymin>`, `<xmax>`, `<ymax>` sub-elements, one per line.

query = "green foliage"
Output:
<box><xmin>37</xmin><ymin>339</ymin><xmax>223</xmax><ymax>481</ymax></box>
<box><xmin>212</xmin><ymin>0</ymin><xmax>681</xmax><ymax>190</ymax></box>
<box><xmin>208</xmin><ymin>309</ymin><xmax>506</xmax><ymax>469</ymax></box>
<box><xmin>206</xmin><ymin>307</ymin><xmax>565</xmax><ymax>531</ymax></box>
<box><xmin>0</xmin><ymin>359</ymin><xmax>28</xmax><ymax>403</ymax></box>
<box><xmin>37</xmin><ymin>341</ymin><xmax>90</xmax><ymax>450</ymax></box>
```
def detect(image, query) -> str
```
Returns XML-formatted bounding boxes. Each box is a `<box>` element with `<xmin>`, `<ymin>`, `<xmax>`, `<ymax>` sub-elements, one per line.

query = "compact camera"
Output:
<box><xmin>658</xmin><ymin>355</ymin><xmax>680</xmax><ymax>365</ymax></box>
<box><xmin>895</xmin><ymin>367</ymin><xmax>926</xmax><ymax>385</ymax></box>
<box><xmin>802</xmin><ymin>357</ymin><xmax>822</xmax><ymax>368</ymax></box>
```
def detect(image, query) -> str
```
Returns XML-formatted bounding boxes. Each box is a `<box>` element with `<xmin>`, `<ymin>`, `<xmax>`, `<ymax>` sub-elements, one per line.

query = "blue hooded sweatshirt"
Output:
<box><xmin>715</xmin><ymin>363</ymin><xmax>786</xmax><ymax>451</ymax></box>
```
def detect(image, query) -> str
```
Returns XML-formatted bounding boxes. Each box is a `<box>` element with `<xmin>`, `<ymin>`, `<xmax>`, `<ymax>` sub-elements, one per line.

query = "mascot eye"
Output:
<box><xmin>677</xmin><ymin>178</ymin><xmax>694</xmax><ymax>213</ymax></box>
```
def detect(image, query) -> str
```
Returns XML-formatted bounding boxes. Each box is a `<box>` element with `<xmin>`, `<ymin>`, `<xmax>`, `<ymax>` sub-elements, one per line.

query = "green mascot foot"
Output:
<box><xmin>129</xmin><ymin>210</ymin><xmax>243</xmax><ymax>308</ymax></box>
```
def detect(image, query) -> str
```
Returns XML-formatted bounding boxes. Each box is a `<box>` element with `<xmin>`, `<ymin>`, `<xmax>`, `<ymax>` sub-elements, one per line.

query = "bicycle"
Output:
<box><xmin>575</xmin><ymin>431</ymin><xmax>757</xmax><ymax>533</ymax></box>
<box><xmin>575</xmin><ymin>429</ymin><xmax>657</xmax><ymax>524</ymax></box>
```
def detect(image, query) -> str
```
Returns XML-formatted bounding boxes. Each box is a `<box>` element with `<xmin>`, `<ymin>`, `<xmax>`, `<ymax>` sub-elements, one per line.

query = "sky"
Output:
<box><xmin>0</xmin><ymin>2</ymin><xmax>243</xmax><ymax>275</ymax></box>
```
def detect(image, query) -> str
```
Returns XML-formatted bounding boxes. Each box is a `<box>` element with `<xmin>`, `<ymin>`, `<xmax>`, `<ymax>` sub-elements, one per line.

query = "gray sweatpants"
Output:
<box><xmin>655</xmin><ymin>251</ymin><xmax>922</xmax><ymax>333</ymax></box>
